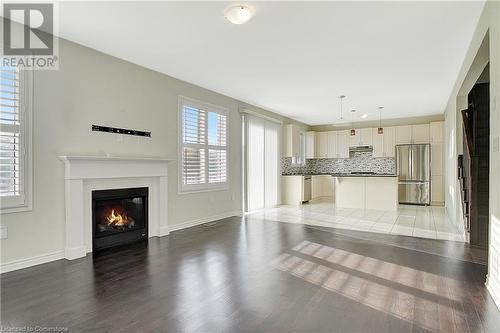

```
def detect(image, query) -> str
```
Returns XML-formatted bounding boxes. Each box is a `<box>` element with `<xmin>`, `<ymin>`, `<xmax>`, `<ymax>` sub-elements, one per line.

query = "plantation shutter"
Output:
<box><xmin>0</xmin><ymin>66</ymin><xmax>24</xmax><ymax>206</ymax></box>
<box><xmin>180</xmin><ymin>98</ymin><xmax>227</xmax><ymax>191</ymax></box>
<box><xmin>182</xmin><ymin>106</ymin><xmax>206</xmax><ymax>185</ymax></box>
<box><xmin>207</xmin><ymin>111</ymin><xmax>227</xmax><ymax>184</ymax></box>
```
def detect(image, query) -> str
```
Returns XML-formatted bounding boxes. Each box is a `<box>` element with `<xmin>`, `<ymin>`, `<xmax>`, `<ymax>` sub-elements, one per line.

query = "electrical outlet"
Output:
<box><xmin>0</xmin><ymin>226</ymin><xmax>7</xmax><ymax>240</ymax></box>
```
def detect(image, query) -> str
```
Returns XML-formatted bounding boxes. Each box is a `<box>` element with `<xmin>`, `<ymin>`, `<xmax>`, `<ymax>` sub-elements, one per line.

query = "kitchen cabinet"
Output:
<box><xmin>430</xmin><ymin>121</ymin><xmax>444</xmax><ymax>144</ymax></box>
<box><xmin>336</xmin><ymin>130</ymin><xmax>350</xmax><ymax>158</ymax></box>
<box><xmin>314</xmin><ymin>131</ymin><xmax>349</xmax><ymax>159</ymax></box>
<box><xmin>431</xmin><ymin>143</ymin><xmax>443</xmax><ymax>175</ymax></box>
<box><xmin>349</xmin><ymin>128</ymin><xmax>372</xmax><ymax>147</ymax></box>
<box><xmin>317</xmin><ymin>132</ymin><xmax>328</xmax><ymax>158</ymax></box>
<box><xmin>372</xmin><ymin>127</ymin><xmax>396</xmax><ymax>158</ymax></box>
<box><xmin>312</xmin><ymin>175</ymin><xmax>334</xmax><ymax>200</ymax></box>
<box><xmin>395</xmin><ymin>124</ymin><xmax>430</xmax><ymax>144</ymax></box>
<box><xmin>395</xmin><ymin>125</ymin><xmax>412</xmax><ymax>144</ymax></box>
<box><xmin>283</xmin><ymin>124</ymin><xmax>301</xmax><ymax>158</ymax></box>
<box><xmin>412</xmin><ymin>124</ymin><xmax>430</xmax><ymax>143</ymax></box>
<box><xmin>383</xmin><ymin>127</ymin><xmax>396</xmax><ymax>157</ymax></box>
<box><xmin>430</xmin><ymin>138</ymin><xmax>444</xmax><ymax>206</ymax></box>
<box><xmin>306</xmin><ymin>131</ymin><xmax>316</xmax><ymax>159</ymax></box>
<box><xmin>372</xmin><ymin>128</ymin><xmax>384</xmax><ymax>158</ymax></box>
<box><xmin>327</xmin><ymin>131</ymin><xmax>337</xmax><ymax>158</ymax></box>
<box><xmin>334</xmin><ymin>176</ymin><xmax>397</xmax><ymax>211</ymax></box>
<box><xmin>282</xmin><ymin>175</ymin><xmax>310</xmax><ymax>205</ymax></box>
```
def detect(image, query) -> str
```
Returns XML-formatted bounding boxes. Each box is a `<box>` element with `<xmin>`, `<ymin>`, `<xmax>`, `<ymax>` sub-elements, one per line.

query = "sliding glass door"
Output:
<box><xmin>244</xmin><ymin>114</ymin><xmax>281</xmax><ymax>212</ymax></box>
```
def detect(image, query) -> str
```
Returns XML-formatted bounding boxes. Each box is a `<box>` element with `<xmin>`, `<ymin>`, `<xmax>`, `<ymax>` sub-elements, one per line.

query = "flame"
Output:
<box><xmin>106</xmin><ymin>209</ymin><xmax>128</xmax><ymax>226</ymax></box>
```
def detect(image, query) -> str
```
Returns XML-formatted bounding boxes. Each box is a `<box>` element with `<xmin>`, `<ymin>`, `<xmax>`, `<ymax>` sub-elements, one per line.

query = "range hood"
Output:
<box><xmin>349</xmin><ymin>145</ymin><xmax>373</xmax><ymax>152</ymax></box>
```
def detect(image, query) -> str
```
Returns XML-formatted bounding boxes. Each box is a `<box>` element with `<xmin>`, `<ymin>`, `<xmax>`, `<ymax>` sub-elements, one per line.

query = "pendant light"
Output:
<box><xmin>350</xmin><ymin>109</ymin><xmax>356</xmax><ymax>136</ymax></box>
<box><xmin>377</xmin><ymin>106</ymin><xmax>384</xmax><ymax>134</ymax></box>
<box><xmin>338</xmin><ymin>95</ymin><xmax>346</xmax><ymax>121</ymax></box>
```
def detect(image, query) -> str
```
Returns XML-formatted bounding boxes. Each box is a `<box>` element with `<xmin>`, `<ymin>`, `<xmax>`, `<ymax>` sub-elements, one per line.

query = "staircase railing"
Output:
<box><xmin>459</xmin><ymin>109</ymin><xmax>479</xmax><ymax>237</ymax></box>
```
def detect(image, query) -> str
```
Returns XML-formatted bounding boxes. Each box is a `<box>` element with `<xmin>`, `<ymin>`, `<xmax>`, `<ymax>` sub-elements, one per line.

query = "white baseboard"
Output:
<box><xmin>1</xmin><ymin>211</ymin><xmax>241</xmax><ymax>274</ymax></box>
<box><xmin>158</xmin><ymin>226</ymin><xmax>170</xmax><ymax>237</ymax></box>
<box><xmin>65</xmin><ymin>246</ymin><xmax>87</xmax><ymax>260</ymax></box>
<box><xmin>486</xmin><ymin>275</ymin><xmax>500</xmax><ymax>311</ymax></box>
<box><xmin>0</xmin><ymin>250</ymin><xmax>64</xmax><ymax>274</ymax></box>
<box><xmin>169</xmin><ymin>210</ymin><xmax>242</xmax><ymax>232</ymax></box>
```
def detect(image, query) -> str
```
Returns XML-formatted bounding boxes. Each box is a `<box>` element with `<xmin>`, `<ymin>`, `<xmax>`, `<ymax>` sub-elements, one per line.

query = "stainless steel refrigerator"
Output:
<box><xmin>396</xmin><ymin>144</ymin><xmax>431</xmax><ymax>205</ymax></box>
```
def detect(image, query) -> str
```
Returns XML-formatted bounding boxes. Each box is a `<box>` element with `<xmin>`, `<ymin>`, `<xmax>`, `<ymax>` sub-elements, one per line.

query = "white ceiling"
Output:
<box><xmin>57</xmin><ymin>1</ymin><xmax>484</xmax><ymax>125</ymax></box>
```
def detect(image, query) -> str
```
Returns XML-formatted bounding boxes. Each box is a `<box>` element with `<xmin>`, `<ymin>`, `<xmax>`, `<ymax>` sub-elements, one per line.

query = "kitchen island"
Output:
<box><xmin>333</xmin><ymin>175</ymin><xmax>398</xmax><ymax>211</ymax></box>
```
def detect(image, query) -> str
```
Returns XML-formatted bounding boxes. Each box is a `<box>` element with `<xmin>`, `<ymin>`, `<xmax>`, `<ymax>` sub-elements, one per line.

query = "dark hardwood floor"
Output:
<box><xmin>1</xmin><ymin>216</ymin><xmax>499</xmax><ymax>332</ymax></box>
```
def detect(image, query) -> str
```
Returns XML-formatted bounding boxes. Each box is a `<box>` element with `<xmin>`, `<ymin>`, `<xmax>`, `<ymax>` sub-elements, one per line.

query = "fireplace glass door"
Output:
<box><xmin>92</xmin><ymin>187</ymin><xmax>148</xmax><ymax>251</ymax></box>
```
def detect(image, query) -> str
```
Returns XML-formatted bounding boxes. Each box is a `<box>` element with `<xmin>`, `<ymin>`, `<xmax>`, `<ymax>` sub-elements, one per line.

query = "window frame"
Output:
<box><xmin>178</xmin><ymin>95</ymin><xmax>229</xmax><ymax>194</ymax></box>
<box><xmin>1</xmin><ymin>67</ymin><xmax>33</xmax><ymax>214</ymax></box>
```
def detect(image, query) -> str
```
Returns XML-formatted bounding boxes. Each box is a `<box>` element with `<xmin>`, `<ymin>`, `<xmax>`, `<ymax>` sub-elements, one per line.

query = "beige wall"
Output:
<box><xmin>0</xmin><ymin>36</ymin><xmax>304</xmax><ymax>265</ymax></box>
<box><xmin>443</xmin><ymin>0</ymin><xmax>500</xmax><ymax>307</ymax></box>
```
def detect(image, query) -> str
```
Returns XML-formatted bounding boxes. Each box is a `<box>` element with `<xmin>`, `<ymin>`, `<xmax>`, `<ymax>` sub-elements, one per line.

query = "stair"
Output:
<box><xmin>460</xmin><ymin>82</ymin><xmax>490</xmax><ymax>249</ymax></box>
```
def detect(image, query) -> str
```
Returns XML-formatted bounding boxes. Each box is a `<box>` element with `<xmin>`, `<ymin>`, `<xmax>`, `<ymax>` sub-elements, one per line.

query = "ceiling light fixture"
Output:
<box><xmin>350</xmin><ymin>109</ymin><xmax>356</xmax><ymax>136</ymax></box>
<box><xmin>378</xmin><ymin>106</ymin><xmax>384</xmax><ymax>134</ymax></box>
<box><xmin>224</xmin><ymin>4</ymin><xmax>254</xmax><ymax>25</ymax></box>
<box><xmin>361</xmin><ymin>114</ymin><xmax>368</xmax><ymax>119</ymax></box>
<box><xmin>338</xmin><ymin>95</ymin><xmax>346</xmax><ymax>121</ymax></box>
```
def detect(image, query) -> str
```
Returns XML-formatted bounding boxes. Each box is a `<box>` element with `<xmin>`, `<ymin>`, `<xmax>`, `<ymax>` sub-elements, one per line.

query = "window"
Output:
<box><xmin>179</xmin><ymin>96</ymin><xmax>228</xmax><ymax>192</ymax></box>
<box><xmin>0</xmin><ymin>66</ymin><xmax>32</xmax><ymax>213</ymax></box>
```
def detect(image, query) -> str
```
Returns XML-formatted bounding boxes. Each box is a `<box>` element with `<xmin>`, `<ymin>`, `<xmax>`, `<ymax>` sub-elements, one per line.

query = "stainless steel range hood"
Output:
<box><xmin>349</xmin><ymin>145</ymin><xmax>373</xmax><ymax>153</ymax></box>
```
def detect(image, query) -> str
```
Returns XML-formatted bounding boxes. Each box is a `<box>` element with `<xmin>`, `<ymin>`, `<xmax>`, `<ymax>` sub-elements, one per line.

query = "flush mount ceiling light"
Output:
<box><xmin>361</xmin><ymin>114</ymin><xmax>368</xmax><ymax>119</ymax></box>
<box><xmin>224</xmin><ymin>4</ymin><xmax>255</xmax><ymax>24</ymax></box>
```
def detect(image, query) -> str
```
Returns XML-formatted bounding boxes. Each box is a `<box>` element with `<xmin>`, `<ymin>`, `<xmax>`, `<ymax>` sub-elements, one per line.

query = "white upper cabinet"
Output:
<box><xmin>430</xmin><ymin>121</ymin><xmax>444</xmax><ymax>144</ymax></box>
<box><xmin>283</xmin><ymin>124</ymin><xmax>301</xmax><ymax>158</ymax></box>
<box><xmin>412</xmin><ymin>124</ymin><xmax>430</xmax><ymax>144</ymax></box>
<box><xmin>336</xmin><ymin>130</ymin><xmax>350</xmax><ymax>158</ymax></box>
<box><xmin>395</xmin><ymin>124</ymin><xmax>430</xmax><ymax>144</ymax></box>
<box><xmin>372</xmin><ymin>128</ymin><xmax>384</xmax><ymax>158</ymax></box>
<box><xmin>360</xmin><ymin>128</ymin><xmax>373</xmax><ymax>146</ymax></box>
<box><xmin>349</xmin><ymin>129</ymin><xmax>360</xmax><ymax>147</ymax></box>
<box><xmin>373</xmin><ymin>127</ymin><xmax>396</xmax><ymax>158</ymax></box>
<box><xmin>305</xmin><ymin>131</ymin><xmax>316</xmax><ymax>159</ymax></box>
<box><xmin>349</xmin><ymin>128</ymin><xmax>372</xmax><ymax>146</ymax></box>
<box><xmin>327</xmin><ymin>131</ymin><xmax>337</xmax><ymax>158</ymax></box>
<box><xmin>383</xmin><ymin>127</ymin><xmax>396</xmax><ymax>157</ymax></box>
<box><xmin>317</xmin><ymin>132</ymin><xmax>329</xmax><ymax>158</ymax></box>
<box><xmin>395</xmin><ymin>125</ymin><xmax>412</xmax><ymax>144</ymax></box>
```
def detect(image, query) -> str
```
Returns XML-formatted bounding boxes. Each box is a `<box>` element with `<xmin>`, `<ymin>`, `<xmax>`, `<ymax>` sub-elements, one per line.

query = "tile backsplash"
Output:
<box><xmin>281</xmin><ymin>152</ymin><xmax>396</xmax><ymax>175</ymax></box>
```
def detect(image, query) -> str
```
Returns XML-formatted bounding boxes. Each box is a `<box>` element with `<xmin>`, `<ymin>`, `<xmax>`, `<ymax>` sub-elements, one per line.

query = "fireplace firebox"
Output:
<box><xmin>92</xmin><ymin>187</ymin><xmax>148</xmax><ymax>251</ymax></box>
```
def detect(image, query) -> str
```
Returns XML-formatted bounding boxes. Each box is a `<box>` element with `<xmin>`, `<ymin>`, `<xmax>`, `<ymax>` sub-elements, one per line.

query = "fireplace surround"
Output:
<box><xmin>92</xmin><ymin>187</ymin><xmax>148</xmax><ymax>251</ymax></box>
<box><xmin>59</xmin><ymin>155</ymin><xmax>172</xmax><ymax>260</ymax></box>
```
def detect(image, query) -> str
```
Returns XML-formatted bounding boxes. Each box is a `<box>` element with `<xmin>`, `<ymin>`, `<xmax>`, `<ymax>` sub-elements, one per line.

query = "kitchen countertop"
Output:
<box><xmin>282</xmin><ymin>173</ymin><xmax>397</xmax><ymax>177</ymax></box>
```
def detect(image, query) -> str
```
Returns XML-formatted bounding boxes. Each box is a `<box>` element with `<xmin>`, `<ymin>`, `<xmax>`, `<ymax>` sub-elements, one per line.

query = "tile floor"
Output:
<box><xmin>248</xmin><ymin>200</ymin><xmax>465</xmax><ymax>242</ymax></box>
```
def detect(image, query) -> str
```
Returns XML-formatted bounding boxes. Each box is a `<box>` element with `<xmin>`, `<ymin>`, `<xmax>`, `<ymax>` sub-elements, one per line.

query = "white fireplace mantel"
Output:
<box><xmin>59</xmin><ymin>155</ymin><xmax>174</xmax><ymax>260</ymax></box>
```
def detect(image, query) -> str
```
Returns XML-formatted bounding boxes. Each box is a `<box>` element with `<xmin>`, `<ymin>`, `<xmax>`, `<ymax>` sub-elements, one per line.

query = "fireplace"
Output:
<box><xmin>92</xmin><ymin>187</ymin><xmax>148</xmax><ymax>251</ymax></box>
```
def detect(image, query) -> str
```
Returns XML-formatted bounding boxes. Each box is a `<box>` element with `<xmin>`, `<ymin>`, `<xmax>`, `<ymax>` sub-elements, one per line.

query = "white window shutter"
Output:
<box><xmin>0</xmin><ymin>66</ymin><xmax>24</xmax><ymax>205</ymax></box>
<box><xmin>179</xmin><ymin>97</ymin><xmax>228</xmax><ymax>192</ymax></box>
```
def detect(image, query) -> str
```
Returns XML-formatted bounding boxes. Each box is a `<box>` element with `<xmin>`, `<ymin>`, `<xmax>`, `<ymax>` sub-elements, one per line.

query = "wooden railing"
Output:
<box><xmin>459</xmin><ymin>109</ymin><xmax>479</xmax><ymax>235</ymax></box>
